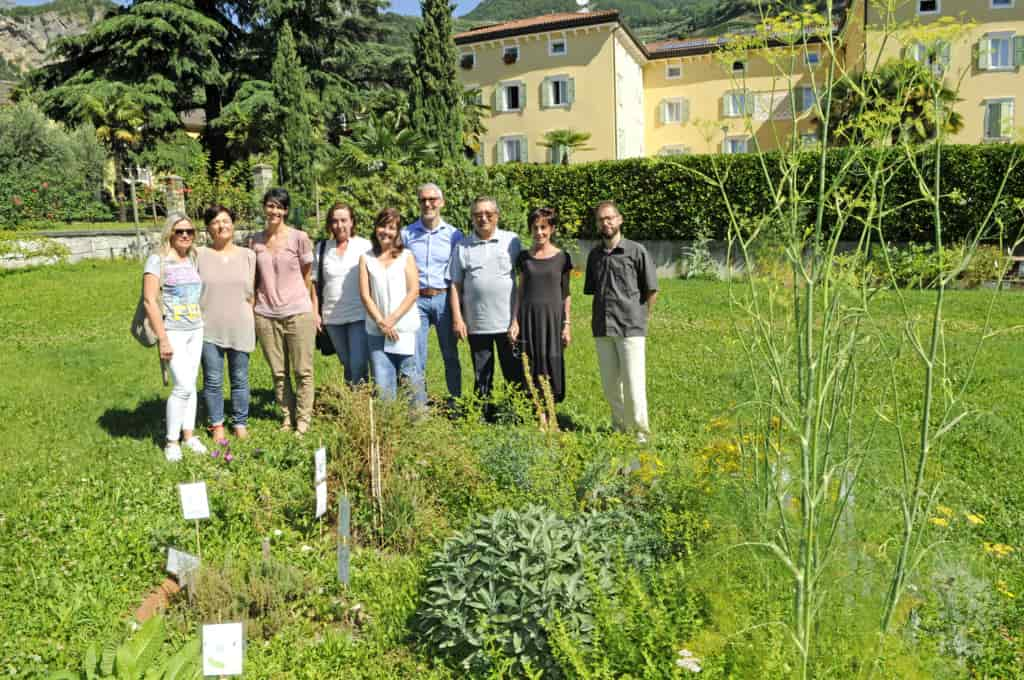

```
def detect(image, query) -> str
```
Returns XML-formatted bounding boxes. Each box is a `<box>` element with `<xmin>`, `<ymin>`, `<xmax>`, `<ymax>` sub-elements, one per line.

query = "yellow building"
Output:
<box><xmin>455</xmin><ymin>2</ymin><xmax>1024</xmax><ymax>164</ymax></box>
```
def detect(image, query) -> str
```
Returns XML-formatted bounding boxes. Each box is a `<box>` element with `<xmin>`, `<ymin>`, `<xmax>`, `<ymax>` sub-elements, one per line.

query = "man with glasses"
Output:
<box><xmin>402</xmin><ymin>183</ymin><xmax>464</xmax><ymax>406</ymax></box>
<box><xmin>449</xmin><ymin>196</ymin><xmax>522</xmax><ymax>420</ymax></box>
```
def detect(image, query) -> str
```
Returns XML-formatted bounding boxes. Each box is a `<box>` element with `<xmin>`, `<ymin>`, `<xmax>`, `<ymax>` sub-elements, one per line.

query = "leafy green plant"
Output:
<box><xmin>47</xmin><ymin>616</ymin><xmax>199</xmax><ymax>680</ymax></box>
<box><xmin>415</xmin><ymin>505</ymin><xmax>656</xmax><ymax>677</ymax></box>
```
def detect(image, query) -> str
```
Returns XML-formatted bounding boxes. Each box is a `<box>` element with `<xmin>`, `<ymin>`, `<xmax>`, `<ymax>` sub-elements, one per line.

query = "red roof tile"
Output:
<box><xmin>455</xmin><ymin>10</ymin><xmax>620</xmax><ymax>43</ymax></box>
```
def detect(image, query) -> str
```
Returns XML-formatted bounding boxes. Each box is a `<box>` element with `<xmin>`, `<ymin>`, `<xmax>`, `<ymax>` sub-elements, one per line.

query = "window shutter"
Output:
<box><xmin>541</xmin><ymin>78</ymin><xmax>551</xmax><ymax>109</ymax></box>
<box><xmin>520</xmin><ymin>136</ymin><xmax>528</xmax><ymax>163</ymax></box>
<box><xmin>498</xmin><ymin>140</ymin><xmax>507</xmax><ymax>163</ymax></box>
<box><xmin>978</xmin><ymin>38</ymin><xmax>992</xmax><ymax>70</ymax></box>
<box><xmin>566</xmin><ymin>78</ymin><xmax>575</xmax><ymax>105</ymax></box>
<box><xmin>679</xmin><ymin>98</ymin><xmax>690</xmax><ymax>124</ymax></box>
<box><xmin>518</xmin><ymin>83</ymin><xmax>527</xmax><ymax>110</ymax></box>
<box><xmin>744</xmin><ymin>89</ymin><xmax>754</xmax><ymax>115</ymax></box>
<box><xmin>937</xmin><ymin>40</ymin><xmax>951</xmax><ymax>67</ymax></box>
<box><xmin>1001</xmin><ymin>100</ymin><xmax>1014</xmax><ymax>138</ymax></box>
<box><xmin>986</xmin><ymin>103</ymin><xmax>1001</xmax><ymax>139</ymax></box>
<box><xmin>723</xmin><ymin>92</ymin><xmax>734</xmax><ymax>117</ymax></box>
<box><xmin>1014</xmin><ymin>36</ymin><xmax>1024</xmax><ymax>67</ymax></box>
<box><xmin>659</xmin><ymin>99</ymin><xmax>668</xmax><ymax>124</ymax></box>
<box><xmin>494</xmin><ymin>88</ymin><xmax>504</xmax><ymax>113</ymax></box>
<box><xmin>800</xmin><ymin>87</ymin><xmax>815</xmax><ymax>112</ymax></box>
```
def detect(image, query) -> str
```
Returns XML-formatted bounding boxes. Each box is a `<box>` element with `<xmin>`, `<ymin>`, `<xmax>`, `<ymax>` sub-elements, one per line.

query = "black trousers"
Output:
<box><xmin>468</xmin><ymin>333</ymin><xmax>522</xmax><ymax>400</ymax></box>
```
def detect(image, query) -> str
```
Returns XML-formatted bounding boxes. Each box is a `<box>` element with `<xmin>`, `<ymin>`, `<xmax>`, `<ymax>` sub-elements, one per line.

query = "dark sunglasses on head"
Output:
<box><xmin>174</xmin><ymin>229</ymin><xmax>196</xmax><ymax>237</ymax></box>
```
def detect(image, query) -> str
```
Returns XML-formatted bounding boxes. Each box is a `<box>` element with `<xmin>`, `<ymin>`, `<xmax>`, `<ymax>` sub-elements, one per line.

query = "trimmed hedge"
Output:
<box><xmin>496</xmin><ymin>144</ymin><xmax>1024</xmax><ymax>243</ymax></box>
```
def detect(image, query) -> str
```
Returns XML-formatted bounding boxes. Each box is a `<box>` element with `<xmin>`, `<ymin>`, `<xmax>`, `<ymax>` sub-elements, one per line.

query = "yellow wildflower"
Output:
<box><xmin>936</xmin><ymin>505</ymin><xmax>954</xmax><ymax>518</ymax></box>
<box><xmin>928</xmin><ymin>517</ymin><xmax>950</xmax><ymax>528</ymax></box>
<box><xmin>964</xmin><ymin>512</ymin><xmax>985</xmax><ymax>526</ymax></box>
<box><xmin>996</xmin><ymin>580</ymin><xmax>1016</xmax><ymax>599</ymax></box>
<box><xmin>983</xmin><ymin>542</ymin><xmax>1016</xmax><ymax>558</ymax></box>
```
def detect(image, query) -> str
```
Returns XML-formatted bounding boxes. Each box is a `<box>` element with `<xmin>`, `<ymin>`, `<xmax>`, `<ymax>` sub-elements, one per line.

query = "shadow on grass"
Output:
<box><xmin>98</xmin><ymin>389</ymin><xmax>281</xmax><ymax>441</ymax></box>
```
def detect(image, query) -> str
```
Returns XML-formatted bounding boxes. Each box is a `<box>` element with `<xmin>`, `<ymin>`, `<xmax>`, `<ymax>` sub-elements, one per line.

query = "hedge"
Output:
<box><xmin>495</xmin><ymin>144</ymin><xmax>1024</xmax><ymax>243</ymax></box>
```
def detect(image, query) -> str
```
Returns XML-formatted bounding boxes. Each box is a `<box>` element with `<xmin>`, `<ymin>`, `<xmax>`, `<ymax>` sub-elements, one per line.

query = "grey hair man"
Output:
<box><xmin>583</xmin><ymin>200</ymin><xmax>658</xmax><ymax>441</ymax></box>
<box><xmin>449</xmin><ymin>196</ymin><xmax>522</xmax><ymax>419</ymax></box>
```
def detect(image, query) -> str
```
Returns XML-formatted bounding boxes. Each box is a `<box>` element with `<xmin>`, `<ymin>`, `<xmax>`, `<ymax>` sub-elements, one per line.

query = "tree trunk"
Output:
<box><xmin>202</xmin><ymin>84</ymin><xmax>229</xmax><ymax>169</ymax></box>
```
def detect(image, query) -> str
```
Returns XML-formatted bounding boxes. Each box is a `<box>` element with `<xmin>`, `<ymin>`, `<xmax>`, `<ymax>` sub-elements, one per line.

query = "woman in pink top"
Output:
<box><xmin>250</xmin><ymin>187</ymin><xmax>317</xmax><ymax>435</ymax></box>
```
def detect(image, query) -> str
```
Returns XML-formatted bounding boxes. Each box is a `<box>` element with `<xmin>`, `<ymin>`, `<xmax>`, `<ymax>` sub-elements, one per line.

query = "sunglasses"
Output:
<box><xmin>174</xmin><ymin>229</ymin><xmax>196</xmax><ymax>237</ymax></box>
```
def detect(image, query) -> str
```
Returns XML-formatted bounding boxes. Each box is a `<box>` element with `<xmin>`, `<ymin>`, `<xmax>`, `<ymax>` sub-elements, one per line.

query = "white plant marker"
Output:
<box><xmin>166</xmin><ymin>547</ymin><xmax>200</xmax><ymax>584</ymax></box>
<box><xmin>314</xmin><ymin>446</ymin><xmax>327</xmax><ymax>483</ymax></box>
<box><xmin>179</xmin><ymin>481</ymin><xmax>210</xmax><ymax>557</ymax></box>
<box><xmin>202</xmin><ymin>622</ymin><xmax>244</xmax><ymax>676</ymax></box>
<box><xmin>315</xmin><ymin>481</ymin><xmax>327</xmax><ymax>519</ymax></box>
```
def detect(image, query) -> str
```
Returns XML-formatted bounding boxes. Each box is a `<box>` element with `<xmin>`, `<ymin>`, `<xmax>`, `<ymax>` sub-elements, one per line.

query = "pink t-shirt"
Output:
<box><xmin>250</xmin><ymin>227</ymin><xmax>315</xmax><ymax>319</ymax></box>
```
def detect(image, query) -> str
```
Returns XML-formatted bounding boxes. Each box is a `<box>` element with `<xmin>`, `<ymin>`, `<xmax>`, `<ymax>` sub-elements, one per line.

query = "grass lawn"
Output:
<box><xmin>0</xmin><ymin>259</ymin><xmax>1021</xmax><ymax>677</ymax></box>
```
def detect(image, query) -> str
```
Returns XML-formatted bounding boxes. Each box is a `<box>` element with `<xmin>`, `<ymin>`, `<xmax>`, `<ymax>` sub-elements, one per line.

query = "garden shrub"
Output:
<box><xmin>0</xmin><ymin>103</ymin><xmax>110</xmax><ymax>228</ymax></box>
<box><xmin>415</xmin><ymin>504</ymin><xmax>657</xmax><ymax>677</ymax></box>
<box><xmin>495</xmin><ymin>145</ymin><xmax>1024</xmax><ymax>243</ymax></box>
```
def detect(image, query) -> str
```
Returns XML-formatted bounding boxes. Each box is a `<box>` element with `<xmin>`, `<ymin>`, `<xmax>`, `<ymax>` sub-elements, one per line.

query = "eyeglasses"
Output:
<box><xmin>471</xmin><ymin>212</ymin><xmax>497</xmax><ymax>220</ymax></box>
<box><xmin>174</xmin><ymin>229</ymin><xmax>196</xmax><ymax>237</ymax></box>
<box><xmin>418</xmin><ymin>196</ymin><xmax>442</xmax><ymax>204</ymax></box>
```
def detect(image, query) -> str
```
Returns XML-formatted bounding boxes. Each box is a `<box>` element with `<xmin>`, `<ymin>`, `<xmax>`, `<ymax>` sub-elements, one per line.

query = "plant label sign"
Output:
<box><xmin>202</xmin><ymin>622</ymin><xmax>244</xmax><ymax>676</ymax></box>
<box><xmin>166</xmin><ymin>547</ymin><xmax>200</xmax><ymax>579</ymax></box>
<box><xmin>314</xmin><ymin>447</ymin><xmax>327</xmax><ymax>483</ymax></box>
<box><xmin>179</xmin><ymin>482</ymin><xmax>210</xmax><ymax>521</ymax></box>
<box><xmin>315</xmin><ymin>481</ymin><xmax>327</xmax><ymax>519</ymax></box>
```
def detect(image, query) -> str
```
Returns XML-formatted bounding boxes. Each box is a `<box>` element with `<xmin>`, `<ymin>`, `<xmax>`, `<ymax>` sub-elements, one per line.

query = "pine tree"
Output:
<box><xmin>408</xmin><ymin>0</ymin><xmax>464</xmax><ymax>165</ymax></box>
<box><xmin>271</xmin><ymin>21</ymin><xmax>318</xmax><ymax>209</ymax></box>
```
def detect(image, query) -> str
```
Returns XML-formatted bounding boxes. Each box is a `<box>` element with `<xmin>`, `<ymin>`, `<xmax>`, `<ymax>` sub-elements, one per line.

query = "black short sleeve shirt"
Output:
<box><xmin>583</xmin><ymin>238</ymin><xmax>658</xmax><ymax>337</ymax></box>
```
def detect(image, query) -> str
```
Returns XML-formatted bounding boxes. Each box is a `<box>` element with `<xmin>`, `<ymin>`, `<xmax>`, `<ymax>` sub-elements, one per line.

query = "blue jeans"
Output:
<box><xmin>414</xmin><ymin>292</ymin><xmax>462</xmax><ymax>399</ymax></box>
<box><xmin>368</xmin><ymin>334</ymin><xmax>426</xmax><ymax>406</ymax></box>
<box><xmin>325</xmin><ymin>321</ymin><xmax>370</xmax><ymax>386</ymax></box>
<box><xmin>201</xmin><ymin>342</ymin><xmax>251</xmax><ymax>427</ymax></box>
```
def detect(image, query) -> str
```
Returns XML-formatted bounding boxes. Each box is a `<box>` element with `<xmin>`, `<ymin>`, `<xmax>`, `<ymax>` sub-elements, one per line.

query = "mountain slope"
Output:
<box><xmin>0</xmin><ymin>0</ymin><xmax>113</xmax><ymax>76</ymax></box>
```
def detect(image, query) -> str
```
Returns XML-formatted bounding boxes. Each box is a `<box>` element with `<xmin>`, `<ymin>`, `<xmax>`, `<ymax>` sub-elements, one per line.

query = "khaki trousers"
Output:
<box><xmin>594</xmin><ymin>336</ymin><xmax>649</xmax><ymax>435</ymax></box>
<box><xmin>255</xmin><ymin>312</ymin><xmax>316</xmax><ymax>427</ymax></box>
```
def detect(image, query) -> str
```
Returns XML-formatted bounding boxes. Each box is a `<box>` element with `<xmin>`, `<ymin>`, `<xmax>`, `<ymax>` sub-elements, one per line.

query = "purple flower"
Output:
<box><xmin>211</xmin><ymin>449</ymin><xmax>220</xmax><ymax>458</ymax></box>
<box><xmin>225</xmin><ymin>453</ymin><xmax>234</xmax><ymax>463</ymax></box>
<box><xmin>217</xmin><ymin>439</ymin><xmax>229</xmax><ymax>447</ymax></box>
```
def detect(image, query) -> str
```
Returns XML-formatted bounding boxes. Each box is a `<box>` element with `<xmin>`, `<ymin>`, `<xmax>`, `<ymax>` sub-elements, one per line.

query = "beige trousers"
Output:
<box><xmin>594</xmin><ymin>336</ymin><xmax>649</xmax><ymax>435</ymax></box>
<box><xmin>255</xmin><ymin>312</ymin><xmax>316</xmax><ymax>427</ymax></box>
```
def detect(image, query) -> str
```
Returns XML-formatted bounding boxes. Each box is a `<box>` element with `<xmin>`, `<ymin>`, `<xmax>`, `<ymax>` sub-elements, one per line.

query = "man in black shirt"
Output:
<box><xmin>583</xmin><ymin>201</ymin><xmax>658</xmax><ymax>442</ymax></box>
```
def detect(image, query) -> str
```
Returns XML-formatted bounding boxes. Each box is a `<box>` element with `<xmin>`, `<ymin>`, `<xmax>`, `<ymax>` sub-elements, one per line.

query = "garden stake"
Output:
<box><xmin>337</xmin><ymin>493</ymin><xmax>351</xmax><ymax>586</ymax></box>
<box><xmin>194</xmin><ymin>519</ymin><xmax>201</xmax><ymax>560</ymax></box>
<box><xmin>368</xmin><ymin>398</ymin><xmax>383</xmax><ymax>542</ymax></box>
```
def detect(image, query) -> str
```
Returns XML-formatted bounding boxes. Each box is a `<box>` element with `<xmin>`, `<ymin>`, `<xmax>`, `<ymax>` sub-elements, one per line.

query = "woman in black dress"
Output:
<box><xmin>509</xmin><ymin>207</ymin><xmax>573</xmax><ymax>407</ymax></box>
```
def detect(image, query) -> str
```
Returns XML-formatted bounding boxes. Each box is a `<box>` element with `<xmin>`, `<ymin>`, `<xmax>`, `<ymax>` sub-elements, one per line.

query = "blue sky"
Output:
<box><xmin>12</xmin><ymin>0</ymin><xmax>484</xmax><ymax>16</ymax></box>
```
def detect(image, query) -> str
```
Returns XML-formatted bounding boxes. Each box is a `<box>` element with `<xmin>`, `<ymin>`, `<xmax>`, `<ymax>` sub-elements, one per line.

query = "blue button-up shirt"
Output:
<box><xmin>402</xmin><ymin>218</ymin><xmax>464</xmax><ymax>290</ymax></box>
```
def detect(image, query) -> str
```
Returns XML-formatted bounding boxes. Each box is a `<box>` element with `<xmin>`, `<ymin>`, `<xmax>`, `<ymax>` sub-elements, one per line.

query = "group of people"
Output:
<box><xmin>142</xmin><ymin>184</ymin><xmax>658</xmax><ymax>461</ymax></box>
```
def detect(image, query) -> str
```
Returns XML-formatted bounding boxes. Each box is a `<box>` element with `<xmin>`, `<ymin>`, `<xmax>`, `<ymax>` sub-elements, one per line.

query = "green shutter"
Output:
<box><xmin>566</xmin><ymin>77</ymin><xmax>575</xmax><ymax>106</ymax></box>
<box><xmin>679</xmin><ymin>98</ymin><xmax>690</xmax><ymax>123</ymax></box>
<box><xmin>540</xmin><ymin>78</ymin><xmax>551</xmax><ymax>109</ymax></box>
<box><xmin>518</xmin><ymin>83</ymin><xmax>526</xmax><ymax>111</ymax></box>
<box><xmin>520</xmin><ymin>136</ymin><xmax>528</xmax><ymax>163</ymax></box>
<box><xmin>1014</xmin><ymin>36</ymin><xmax>1024</xmax><ymax>67</ymax></box>
<box><xmin>744</xmin><ymin>89</ymin><xmax>754</xmax><ymax>115</ymax></box>
<box><xmin>937</xmin><ymin>40</ymin><xmax>951</xmax><ymax>67</ymax></box>
<box><xmin>978</xmin><ymin>38</ymin><xmax>992</xmax><ymax>70</ymax></box>
<box><xmin>1001</xmin><ymin>100</ymin><xmax>1014</xmax><ymax>138</ymax></box>
<box><xmin>986</xmin><ymin>103</ymin><xmax>1002</xmax><ymax>139</ymax></box>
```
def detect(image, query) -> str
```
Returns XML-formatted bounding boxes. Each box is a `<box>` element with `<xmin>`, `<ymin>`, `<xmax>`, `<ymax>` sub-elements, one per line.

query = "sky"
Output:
<box><xmin>11</xmin><ymin>0</ymin><xmax>484</xmax><ymax>16</ymax></box>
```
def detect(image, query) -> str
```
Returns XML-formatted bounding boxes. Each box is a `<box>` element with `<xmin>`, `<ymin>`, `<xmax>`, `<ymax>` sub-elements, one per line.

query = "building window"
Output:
<box><xmin>723</xmin><ymin>90</ymin><xmax>748</xmax><ymax>118</ymax></box>
<box><xmin>732</xmin><ymin>60</ymin><xmax>746</xmax><ymax>73</ymax></box>
<box><xmin>798</xmin><ymin>86</ymin><xmax>816</xmax><ymax>113</ymax></box>
<box><xmin>800</xmin><ymin>133</ymin><xmax>819</xmax><ymax>148</ymax></box>
<box><xmin>499</xmin><ymin>135</ymin><xmax>527</xmax><ymax>163</ymax></box>
<box><xmin>805</xmin><ymin>51</ymin><xmax>821</xmax><ymax>68</ymax></box>
<box><xmin>460</xmin><ymin>52</ymin><xmax>475</xmax><ymax>70</ymax></box>
<box><xmin>660</xmin><ymin>97</ymin><xmax>689</xmax><ymax>124</ymax></box>
<box><xmin>991</xmin><ymin>0</ymin><xmax>1014</xmax><ymax>8</ymax></box>
<box><xmin>666</xmin><ymin>64</ymin><xmax>682</xmax><ymax>79</ymax></box>
<box><xmin>542</xmin><ymin>75</ymin><xmax>574</xmax><ymax>108</ymax></box>
<box><xmin>497</xmin><ymin>81</ymin><xmax>525</xmax><ymax>112</ymax></box>
<box><xmin>979</xmin><ymin>33</ymin><xmax>1019</xmax><ymax>70</ymax></box>
<box><xmin>723</xmin><ymin>137</ymin><xmax>749</xmax><ymax>154</ymax></box>
<box><xmin>658</xmin><ymin>145</ymin><xmax>690</xmax><ymax>156</ymax></box>
<box><xmin>503</xmin><ymin>46</ymin><xmax>519</xmax><ymax>64</ymax></box>
<box><xmin>984</xmin><ymin>98</ymin><xmax>1015</xmax><ymax>140</ymax></box>
<box><xmin>549</xmin><ymin>38</ymin><xmax>567</xmax><ymax>56</ymax></box>
<box><xmin>918</xmin><ymin>0</ymin><xmax>939</xmax><ymax>14</ymax></box>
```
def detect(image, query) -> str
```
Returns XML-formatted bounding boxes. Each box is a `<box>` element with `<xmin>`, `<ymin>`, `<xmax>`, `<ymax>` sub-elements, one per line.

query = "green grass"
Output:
<box><xmin>0</xmin><ymin>259</ymin><xmax>1021</xmax><ymax>677</ymax></box>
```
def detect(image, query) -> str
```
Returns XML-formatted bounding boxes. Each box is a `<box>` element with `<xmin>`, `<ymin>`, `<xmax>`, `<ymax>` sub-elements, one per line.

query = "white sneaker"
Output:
<box><xmin>165</xmin><ymin>442</ymin><xmax>182</xmax><ymax>462</ymax></box>
<box><xmin>184</xmin><ymin>436</ymin><xmax>208</xmax><ymax>454</ymax></box>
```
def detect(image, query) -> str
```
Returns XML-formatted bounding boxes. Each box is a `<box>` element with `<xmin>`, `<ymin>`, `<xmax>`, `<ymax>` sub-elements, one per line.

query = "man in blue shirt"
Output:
<box><xmin>402</xmin><ymin>183</ymin><xmax>464</xmax><ymax>404</ymax></box>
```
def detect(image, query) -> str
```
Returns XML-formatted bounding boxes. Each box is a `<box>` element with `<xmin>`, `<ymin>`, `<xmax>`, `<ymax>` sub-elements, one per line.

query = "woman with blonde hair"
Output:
<box><xmin>142</xmin><ymin>211</ymin><xmax>208</xmax><ymax>460</ymax></box>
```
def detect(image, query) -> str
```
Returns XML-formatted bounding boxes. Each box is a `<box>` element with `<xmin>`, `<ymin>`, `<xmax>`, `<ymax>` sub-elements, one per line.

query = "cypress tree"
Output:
<box><xmin>271</xmin><ymin>21</ymin><xmax>318</xmax><ymax>209</ymax></box>
<box><xmin>408</xmin><ymin>0</ymin><xmax>464</xmax><ymax>165</ymax></box>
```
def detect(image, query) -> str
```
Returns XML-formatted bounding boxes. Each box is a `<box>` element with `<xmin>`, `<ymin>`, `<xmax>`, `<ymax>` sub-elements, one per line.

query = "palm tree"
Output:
<box><xmin>828</xmin><ymin>59</ymin><xmax>964</xmax><ymax>145</ymax></box>
<box><xmin>333</xmin><ymin>110</ymin><xmax>439</xmax><ymax>177</ymax></box>
<box><xmin>539</xmin><ymin>129</ymin><xmax>593</xmax><ymax>164</ymax></box>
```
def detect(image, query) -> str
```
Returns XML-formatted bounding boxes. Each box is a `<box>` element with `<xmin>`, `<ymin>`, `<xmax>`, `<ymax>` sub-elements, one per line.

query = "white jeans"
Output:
<box><xmin>166</xmin><ymin>328</ymin><xmax>203</xmax><ymax>442</ymax></box>
<box><xmin>594</xmin><ymin>336</ymin><xmax>649</xmax><ymax>435</ymax></box>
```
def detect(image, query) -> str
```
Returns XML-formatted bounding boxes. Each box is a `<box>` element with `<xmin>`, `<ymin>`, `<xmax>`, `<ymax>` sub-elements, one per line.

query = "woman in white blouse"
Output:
<box><xmin>358</xmin><ymin>207</ymin><xmax>425</xmax><ymax>406</ymax></box>
<box><xmin>313</xmin><ymin>203</ymin><xmax>373</xmax><ymax>385</ymax></box>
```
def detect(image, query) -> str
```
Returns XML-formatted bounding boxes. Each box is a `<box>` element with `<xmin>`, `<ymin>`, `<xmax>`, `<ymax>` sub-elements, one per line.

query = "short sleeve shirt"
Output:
<box><xmin>401</xmin><ymin>219</ymin><xmax>463</xmax><ymax>290</ymax></box>
<box><xmin>583</xmin><ymin>238</ymin><xmax>658</xmax><ymax>337</ymax></box>
<box><xmin>313</xmin><ymin>236</ymin><xmax>373</xmax><ymax>325</ymax></box>
<box><xmin>196</xmin><ymin>246</ymin><xmax>256</xmax><ymax>351</ymax></box>
<box><xmin>250</xmin><ymin>227</ymin><xmax>314</xmax><ymax>319</ymax></box>
<box><xmin>144</xmin><ymin>253</ymin><xmax>203</xmax><ymax>332</ymax></box>
<box><xmin>449</xmin><ymin>228</ymin><xmax>521</xmax><ymax>334</ymax></box>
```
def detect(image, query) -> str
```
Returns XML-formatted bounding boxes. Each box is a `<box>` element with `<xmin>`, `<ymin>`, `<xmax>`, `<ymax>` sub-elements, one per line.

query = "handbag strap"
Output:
<box><xmin>316</xmin><ymin>239</ymin><xmax>327</xmax><ymax>314</ymax></box>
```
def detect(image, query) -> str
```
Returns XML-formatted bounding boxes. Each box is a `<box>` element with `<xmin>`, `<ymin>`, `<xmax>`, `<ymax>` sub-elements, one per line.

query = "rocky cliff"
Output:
<box><xmin>0</xmin><ymin>1</ymin><xmax>110</xmax><ymax>76</ymax></box>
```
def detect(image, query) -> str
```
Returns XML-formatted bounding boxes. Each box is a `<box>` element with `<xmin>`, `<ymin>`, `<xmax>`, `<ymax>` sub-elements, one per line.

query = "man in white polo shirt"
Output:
<box><xmin>449</xmin><ymin>196</ymin><xmax>522</xmax><ymax>419</ymax></box>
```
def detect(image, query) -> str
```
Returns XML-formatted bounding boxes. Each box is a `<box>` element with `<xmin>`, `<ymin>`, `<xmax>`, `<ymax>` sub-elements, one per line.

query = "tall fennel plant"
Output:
<box><xmin>690</xmin><ymin>4</ymin><xmax>1015</xmax><ymax>676</ymax></box>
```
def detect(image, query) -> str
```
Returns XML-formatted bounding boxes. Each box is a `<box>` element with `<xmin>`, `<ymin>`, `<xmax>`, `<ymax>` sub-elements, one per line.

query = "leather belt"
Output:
<box><xmin>419</xmin><ymin>287</ymin><xmax>446</xmax><ymax>297</ymax></box>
